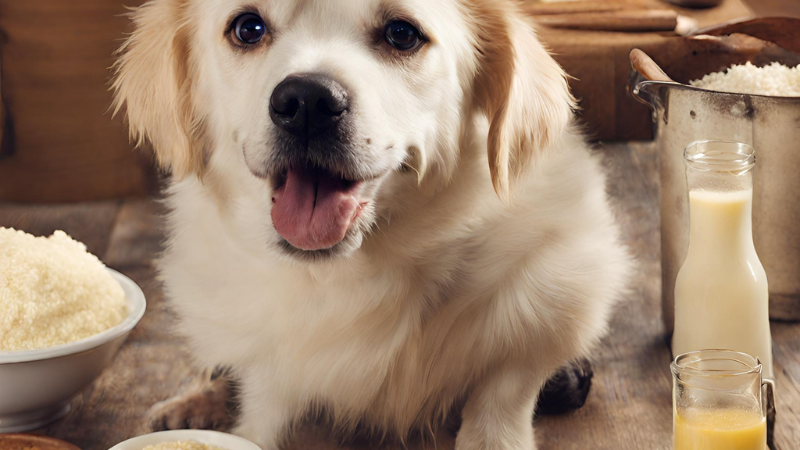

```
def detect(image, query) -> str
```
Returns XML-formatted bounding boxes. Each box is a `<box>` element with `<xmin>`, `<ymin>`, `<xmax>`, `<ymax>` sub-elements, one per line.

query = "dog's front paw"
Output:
<box><xmin>146</xmin><ymin>386</ymin><xmax>233</xmax><ymax>432</ymax></box>
<box><xmin>536</xmin><ymin>357</ymin><xmax>593</xmax><ymax>415</ymax></box>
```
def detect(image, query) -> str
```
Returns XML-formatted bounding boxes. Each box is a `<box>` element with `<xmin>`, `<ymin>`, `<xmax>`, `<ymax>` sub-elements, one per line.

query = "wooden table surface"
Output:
<box><xmin>1</xmin><ymin>142</ymin><xmax>799</xmax><ymax>449</ymax></box>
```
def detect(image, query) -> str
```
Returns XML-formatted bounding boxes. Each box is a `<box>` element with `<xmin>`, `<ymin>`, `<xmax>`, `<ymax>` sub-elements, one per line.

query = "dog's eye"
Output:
<box><xmin>384</xmin><ymin>21</ymin><xmax>422</xmax><ymax>52</ymax></box>
<box><xmin>233</xmin><ymin>13</ymin><xmax>267</xmax><ymax>44</ymax></box>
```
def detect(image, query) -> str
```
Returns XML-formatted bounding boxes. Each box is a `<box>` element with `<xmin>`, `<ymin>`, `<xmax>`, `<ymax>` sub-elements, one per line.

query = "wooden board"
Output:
<box><xmin>1</xmin><ymin>142</ymin><xmax>799</xmax><ymax>449</ymax></box>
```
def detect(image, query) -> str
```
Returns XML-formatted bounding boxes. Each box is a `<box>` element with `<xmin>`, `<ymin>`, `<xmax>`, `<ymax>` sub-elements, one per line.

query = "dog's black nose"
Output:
<box><xmin>270</xmin><ymin>74</ymin><xmax>349</xmax><ymax>138</ymax></box>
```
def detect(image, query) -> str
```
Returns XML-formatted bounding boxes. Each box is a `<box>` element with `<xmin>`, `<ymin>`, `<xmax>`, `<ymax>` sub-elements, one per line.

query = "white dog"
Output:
<box><xmin>113</xmin><ymin>0</ymin><xmax>630</xmax><ymax>448</ymax></box>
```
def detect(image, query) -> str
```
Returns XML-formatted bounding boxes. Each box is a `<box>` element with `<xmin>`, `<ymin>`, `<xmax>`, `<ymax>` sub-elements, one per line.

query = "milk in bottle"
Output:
<box><xmin>672</xmin><ymin>140</ymin><xmax>773</xmax><ymax>380</ymax></box>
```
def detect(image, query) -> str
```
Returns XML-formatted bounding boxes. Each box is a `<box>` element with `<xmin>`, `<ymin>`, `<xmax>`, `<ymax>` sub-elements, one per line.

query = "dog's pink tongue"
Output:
<box><xmin>271</xmin><ymin>168</ymin><xmax>359</xmax><ymax>251</ymax></box>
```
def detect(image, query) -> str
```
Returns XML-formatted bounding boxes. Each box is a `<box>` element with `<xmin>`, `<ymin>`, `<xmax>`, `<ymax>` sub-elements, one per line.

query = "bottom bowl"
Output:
<box><xmin>110</xmin><ymin>431</ymin><xmax>262</xmax><ymax>450</ymax></box>
<box><xmin>0</xmin><ymin>269</ymin><xmax>147</xmax><ymax>432</ymax></box>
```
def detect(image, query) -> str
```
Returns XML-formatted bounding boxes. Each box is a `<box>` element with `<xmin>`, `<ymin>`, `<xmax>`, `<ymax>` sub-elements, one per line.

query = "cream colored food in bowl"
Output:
<box><xmin>0</xmin><ymin>228</ymin><xmax>129</xmax><ymax>351</ymax></box>
<box><xmin>143</xmin><ymin>441</ymin><xmax>226</xmax><ymax>450</ymax></box>
<box><xmin>111</xmin><ymin>431</ymin><xmax>261</xmax><ymax>450</ymax></box>
<box><xmin>0</xmin><ymin>229</ymin><xmax>146</xmax><ymax>433</ymax></box>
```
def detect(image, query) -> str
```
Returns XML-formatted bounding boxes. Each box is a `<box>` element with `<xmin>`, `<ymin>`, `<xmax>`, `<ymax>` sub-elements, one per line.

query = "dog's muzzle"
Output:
<box><xmin>267</xmin><ymin>73</ymin><xmax>364</xmax><ymax>253</ymax></box>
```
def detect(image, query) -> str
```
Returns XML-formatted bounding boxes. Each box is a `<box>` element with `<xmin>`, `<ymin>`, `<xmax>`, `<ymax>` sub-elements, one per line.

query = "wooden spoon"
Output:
<box><xmin>630</xmin><ymin>48</ymin><xmax>675</xmax><ymax>82</ymax></box>
<box><xmin>698</xmin><ymin>17</ymin><xmax>800</xmax><ymax>54</ymax></box>
<box><xmin>0</xmin><ymin>435</ymin><xmax>81</xmax><ymax>450</ymax></box>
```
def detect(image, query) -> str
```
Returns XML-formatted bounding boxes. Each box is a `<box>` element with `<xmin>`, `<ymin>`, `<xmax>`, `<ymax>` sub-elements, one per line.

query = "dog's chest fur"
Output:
<box><xmin>164</xmin><ymin>214</ymin><xmax>502</xmax><ymax>431</ymax></box>
<box><xmin>158</xmin><ymin>138</ymin><xmax>625</xmax><ymax>435</ymax></box>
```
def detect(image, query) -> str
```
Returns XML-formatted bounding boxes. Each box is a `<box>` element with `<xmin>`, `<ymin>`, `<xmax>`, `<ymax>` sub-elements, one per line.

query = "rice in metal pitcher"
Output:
<box><xmin>690</xmin><ymin>61</ymin><xmax>800</xmax><ymax>97</ymax></box>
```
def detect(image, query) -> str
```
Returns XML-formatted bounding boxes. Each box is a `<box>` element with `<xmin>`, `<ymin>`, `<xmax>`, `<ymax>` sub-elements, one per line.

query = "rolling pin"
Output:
<box><xmin>533</xmin><ymin>9</ymin><xmax>679</xmax><ymax>32</ymax></box>
<box><xmin>522</xmin><ymin>1</ymin><xmax>630</xmax><ymax>15</ymax></box>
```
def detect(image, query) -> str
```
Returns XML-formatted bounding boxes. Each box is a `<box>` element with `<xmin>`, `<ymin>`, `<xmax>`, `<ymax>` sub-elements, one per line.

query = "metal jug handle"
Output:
<box><xmin>628</xmin><ymin>68</ymin><xmax>650</xmax><ymax>105</ymax></box>
<box><xmin>763</xmin><ymin>378</ymin><xmax>776</xmax><ymax>450</ymax></box>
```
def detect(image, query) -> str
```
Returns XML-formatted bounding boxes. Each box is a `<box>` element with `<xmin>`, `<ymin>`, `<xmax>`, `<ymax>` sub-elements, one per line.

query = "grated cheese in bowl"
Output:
<box><xmin>0</xmin><ymin>228</ymin><xmax>129</xmax><ymax>352</ymax></box>
<box><xmin>690</xmin><ymin>62</ymin><xmax>800</xmax><ymax>97</ymax></box>
<box><xmin>142</xmin><ymin>441</ymin><xmax>227</xmax><ymax>450</ymax></box>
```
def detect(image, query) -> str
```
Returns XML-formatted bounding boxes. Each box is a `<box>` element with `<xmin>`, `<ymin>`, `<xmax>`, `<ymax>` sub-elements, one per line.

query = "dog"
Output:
<box><xmin>112</xmin><ymin>0</ymin><xmax>630</xmax><ymax>448</ymax></box>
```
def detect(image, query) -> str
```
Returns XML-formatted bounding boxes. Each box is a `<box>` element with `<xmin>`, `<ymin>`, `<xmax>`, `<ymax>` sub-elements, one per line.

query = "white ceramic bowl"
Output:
<box><xmin>110</xmin><ymin>430</ymin><xmax>262</xmax><ymax>450</ymax></box>
<box><xmin>0</xmin><ymin>269</ymin><xmax>146</xmax><ymax>433</ymax></box>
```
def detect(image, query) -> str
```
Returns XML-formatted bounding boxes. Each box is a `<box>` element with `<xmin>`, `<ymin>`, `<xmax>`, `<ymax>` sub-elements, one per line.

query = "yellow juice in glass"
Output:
<box><xmin>674</xmin><ymin>407</ymin><xmax>766</xmax><ymax>450</ymax></box>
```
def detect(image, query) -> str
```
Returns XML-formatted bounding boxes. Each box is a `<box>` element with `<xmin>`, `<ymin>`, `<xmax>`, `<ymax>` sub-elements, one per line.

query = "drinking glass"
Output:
<box><xmin>672</xmin><ymin>350</ymin><xmax>774</xmax><ymax>450</ymax></box>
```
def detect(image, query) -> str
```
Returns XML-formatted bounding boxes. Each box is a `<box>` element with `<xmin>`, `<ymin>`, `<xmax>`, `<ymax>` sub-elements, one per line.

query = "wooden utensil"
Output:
<box><xmin>630</xmin><ymin>48</ymin><xmax>675</xmax><ymax>81</ymax></box>
<box><xmin>523</xmin><ymin>1</ymin><xmax>629</xmax><ymax>15</ymax></box>
<box><xmin>698</xmin><ymin>17</ymin><xmax>800</xmax><ymax>54</ymax></box>
<box><xmin>664</xmin><ymin>0</ymin><xmax>725</xmax><ymax>8</ymax></box>
<box><xmin>534</xmin><ymin>9</ymin><xmax>679</xmax><ymax>32</ymax></box>
<box><xmin>0</xmin><ymin>435</ymin><xmax>81</xmax><ymax>450</ymax></box>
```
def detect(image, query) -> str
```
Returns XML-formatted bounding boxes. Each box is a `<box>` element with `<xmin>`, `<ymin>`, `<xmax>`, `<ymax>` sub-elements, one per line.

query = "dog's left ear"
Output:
<box><xmin>111</xmin><ymin>0</ymin><xmax>203</xmax><ymax>180</ymax></box>
<box><xmin>470</xmin><ymin>2</ymin><xmax>574</xmax><ymax>202</ymax></box>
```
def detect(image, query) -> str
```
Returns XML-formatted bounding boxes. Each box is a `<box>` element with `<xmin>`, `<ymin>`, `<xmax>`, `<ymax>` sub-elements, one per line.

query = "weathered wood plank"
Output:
<box><xmin>103</xmin><ymin>200</ymin><xmax>165</xmax><ymax>270</ymax></box>
<box><xmin>772</xmin><ymin>321</ymin><xmax>800</xmax><ymax>449</ymax></box>
<box><xmin>0</xmin><ymin>201</ymin><xmax>122</xmax><ymax>256</ymax></box>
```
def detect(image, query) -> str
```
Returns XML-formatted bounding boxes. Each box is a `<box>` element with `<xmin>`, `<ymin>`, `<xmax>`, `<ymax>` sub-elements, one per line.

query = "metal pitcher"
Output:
<box><xmin>631</xmin><ymin>46</ymin><xmax>800</xmax><ymax>332</ymax></box>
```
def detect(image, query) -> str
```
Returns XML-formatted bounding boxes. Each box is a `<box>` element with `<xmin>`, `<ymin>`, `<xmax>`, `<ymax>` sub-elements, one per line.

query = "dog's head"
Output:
<box><xmin>113</xmin><ymin>0</ymin><xmax>573</xmax><ymax>260</ymax></box>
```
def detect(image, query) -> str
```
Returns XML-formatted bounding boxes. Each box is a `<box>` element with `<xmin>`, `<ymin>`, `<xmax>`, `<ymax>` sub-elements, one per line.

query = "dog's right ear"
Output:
<box><xmin>467</xmin><ymin>0</ymin><xmax>574</xmax><ymax>203</ymax></box>
<box><xmin>111</xmin><ymin>0</ymin><xmax>202</xmax><ymax>179</ymax></box>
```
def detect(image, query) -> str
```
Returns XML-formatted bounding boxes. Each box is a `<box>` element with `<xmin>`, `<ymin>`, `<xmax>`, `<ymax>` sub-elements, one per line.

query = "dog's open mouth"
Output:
<box><xmin>270</xmin><ymin>167</ymin><xmax>364</xmax><ymax>251</ymax></box>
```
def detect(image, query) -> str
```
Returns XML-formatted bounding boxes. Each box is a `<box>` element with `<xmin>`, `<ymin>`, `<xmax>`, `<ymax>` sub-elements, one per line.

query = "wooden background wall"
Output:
<box><xmin>0</xmin><ymin>0</ymin><xmax>153</xmax><ymax>203</ymax></box>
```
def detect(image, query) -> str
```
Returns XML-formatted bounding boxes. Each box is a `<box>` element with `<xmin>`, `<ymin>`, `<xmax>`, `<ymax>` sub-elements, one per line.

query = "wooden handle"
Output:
<box><xmin>0</xmin><ymin>435</ymin><xmax>82</xmax><ymax>450</ymax></box>
<box><xmin>534</xmin><ymin>9</ymin><xmax>679</xmax><ymax>32</ymax></box>
<box><xmin>524</xmin><ymin>1</ymin><xmax>629</xmax><ymax>16</ymax></box>
<box><xmin>663</xmin><ymin>0</ymin><xmax>724</xmax><ymax>8</ymax></box>
<box><xmin>630</xmin><ymin>48</ymin><xmax>674</xmax><ymax>82</ymax></box>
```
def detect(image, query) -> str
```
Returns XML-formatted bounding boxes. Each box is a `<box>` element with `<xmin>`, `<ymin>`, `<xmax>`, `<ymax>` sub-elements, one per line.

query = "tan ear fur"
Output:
<box><xmin>469</xmin><ymin>1</ymin><xmax>575</xmax><ymax>202</ymax></box>
<box><xmin>111</xmin><ymin>0</ymin><xmax>203</xmax><ymax>179</ymax></box>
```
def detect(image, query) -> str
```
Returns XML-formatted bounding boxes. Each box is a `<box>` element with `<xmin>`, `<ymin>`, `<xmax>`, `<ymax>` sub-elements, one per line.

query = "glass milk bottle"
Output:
<box><xmin>672</xmin><ymin>140</ymin><xmax>774</xmax><ymax>380</ymax></box>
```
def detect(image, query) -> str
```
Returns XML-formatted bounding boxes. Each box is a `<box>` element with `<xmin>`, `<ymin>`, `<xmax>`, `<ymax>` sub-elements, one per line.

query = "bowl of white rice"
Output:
<box><xmin>110</xmin><ymin>430</ymin><xmax>261</xmax><ymax>450</ymax></box>
<box><xmin>0</xmin><ymin>228</ymin><xmax>147</xmax><ymax>432</ymax></box>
